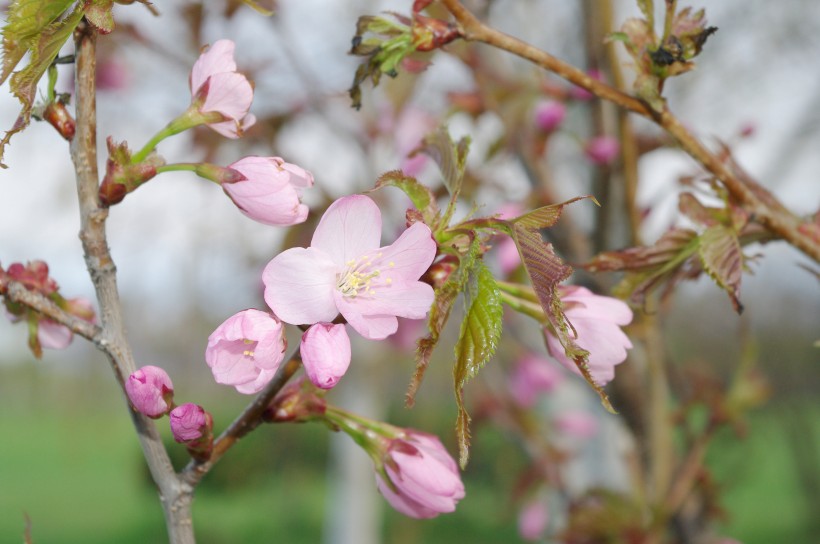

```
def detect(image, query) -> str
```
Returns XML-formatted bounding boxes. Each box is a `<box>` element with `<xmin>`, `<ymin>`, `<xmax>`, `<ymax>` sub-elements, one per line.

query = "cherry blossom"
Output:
<box><xmin>190</xmin><ymin>39</ymin><xmax>256</xmax><ymax>138</ymax></box>
<box><xmin>376</xmin><ymin>431</ymin><xmax>465</xmax><ymax>519</ymax></box>
<box><xmin>300</xmin><ymin>323</ymin><xmax>351</xmax><ymax>389</ymax></box>
<box><xmin>544</xmin><ymin>286</ymin><xmax>633</xmax><ymax>385</ymax></box>
<box><xmin>125</xmin><ymin>365</ymin><xmax>175</xmax><ymax>419</ymax></box>
<box><xmin>263</xmin><ymin>195</ymin><xmax>436</xmax><ymax>340</ymax></box>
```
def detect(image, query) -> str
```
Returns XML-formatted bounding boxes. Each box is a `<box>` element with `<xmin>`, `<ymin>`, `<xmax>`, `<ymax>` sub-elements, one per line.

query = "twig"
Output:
<box><xmin>181</xmin><ymin>355</ymin><xmax>302</xmax><ymax>486</ymax></box>
<box><xmin>439</xmin><ymin>0</ymin><xmax>820</xmax><ymax>263</ymax></box>
<box><xmin>69</xmin><ymin>21</ymin><xmax>194</xmax><ymax>544</ymax></box>
<box><xmin>4</xmin><ymin>281</ymin><xmax>101</xmax><ymax>341</ymax></box>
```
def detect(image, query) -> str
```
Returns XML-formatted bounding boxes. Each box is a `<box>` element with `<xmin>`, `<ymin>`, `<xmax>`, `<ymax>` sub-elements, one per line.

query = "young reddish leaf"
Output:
<box><xmin>513</xmin><ymin>195</ymin><xmax>598</xmax><ymax>230</ymax></box>
<box><xmin>374</xmin><ymin>169</ymin><xmax>440</xmax><ymax>227</ymax></box>
<box><xmin>697</xmin><ymin>224</ymin><xmax>744</xmax><ymax>313</ymax></box>
<box><xmin>415</xmin><ymin>127</ymin><xmax>470</xmax><ymax>227</ymax></box>
<box><xmin>678</xmin><ymin>192</ymin><xmax>721</xmax><ymax>227</ymax></box>
<box><xmin>512</xmin><ymin>223</ymin><xmax>614</xmax><ymax>412</ymax></box>
<box><xmin>452</xmin><ymin>261</ymin><xmax>503</xmax><ymax>468</ymax></box>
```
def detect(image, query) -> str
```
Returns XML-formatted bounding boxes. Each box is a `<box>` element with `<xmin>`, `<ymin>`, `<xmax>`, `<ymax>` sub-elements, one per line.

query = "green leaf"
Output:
<box><xmin>512</xmin><ymin>223</ymin><xmax>615</xmax><ymax>413</ymax></box>
<box><xmin>84</xmin><ymin>0</ymin><xmax>115</xmax><ymax>34</ymax></box>
<box><xmin>407</xmin><ymin>238</ymin><xmax>482</xmax><ymax>407</ymax></box>
<box><xmin>373</xmin><ymin>170</ymin><xmax>440</xmax><ymax>227</ymax></box>
<box><xmin>0</xmin><ymin>1</ymin><xmax>83</xmax><ymax>165</ymax></box>
<box><xmin>697</xmin><ymin>224</ymin><xmax>743</xmax><ymax>313</ymax></box>
<box><xmin>1</xmin><ymin>0</ymin><xmax>74</xmax><ymax>84</ymax></box>
<box><xmin>452</xmin><ymin>261</ymin><xmax>502</xmax><ymax>468</ymax></box>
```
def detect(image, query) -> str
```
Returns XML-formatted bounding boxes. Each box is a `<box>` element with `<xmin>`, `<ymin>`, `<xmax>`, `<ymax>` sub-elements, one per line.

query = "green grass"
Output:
<box><xmin>1</xmin><ymin>367</ymin><xmax>816</xmax><ymax>543</ymax></box>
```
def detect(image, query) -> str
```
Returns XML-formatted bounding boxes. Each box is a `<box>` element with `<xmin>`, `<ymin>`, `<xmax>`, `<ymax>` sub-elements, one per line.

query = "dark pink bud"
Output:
<box><xmin>533</xmin><ymin>101</ymin><xmax>566</xmax><ymax>132</ymax></box>
<box><xmin>170</xmin><ymin>403</ymin><xmax>211</xmax><ymax>443</ymax></box>
<box><xmin>125</xmin><ymin>365</ymin><xmax>174</xmax><ymax>418</ymax></box>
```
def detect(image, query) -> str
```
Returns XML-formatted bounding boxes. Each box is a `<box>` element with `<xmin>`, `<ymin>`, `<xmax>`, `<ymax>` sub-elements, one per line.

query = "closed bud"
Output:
<box><xmin>300</xmin><ymin>323</ymin><xmax>351</xmax><ymax>390</ymax></box>
<box><xmin>125</xmin><ymin>365</ymin><xmax>175</xmax><ymax>418</ymax></box>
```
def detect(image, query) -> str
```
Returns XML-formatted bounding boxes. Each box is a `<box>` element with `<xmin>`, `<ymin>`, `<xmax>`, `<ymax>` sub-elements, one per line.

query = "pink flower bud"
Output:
<box><xmin>190</xmin><ymin>39</ymin><xmax>256</xmax><ymax>138</ymax></box>
<box><xmin>518</xmin><ymin>499</ymin><xmax>549</xmax><ymax>541</ymax></box>
<box><xmin>170</xmin><ymin>403</ymin><xmax>212</xmax><ymax>443</ymax></box>
<box><xmin>206</xmin><ymin>309</ymin><xmax>286</xmax><ymax>394</ymax></box>
<box><xmin>533</xmin><ymin>100</ymin><xmax>566</xmax><ymax>132</ymax></box>
<box><xmin>376</xmin><ymin>431</ymin><xmax>465</xmax><ymax>519</ymax></box>
<box><xmin>5</xmin><ymin>260</ymin><xmax>58</xmax><ymax>295</ymax></box>
<box><xmin>544</xmin><ymin>286</ymin><xmax>633</xmax><ymax>385</ymax></box>
<box><xmin>509</xmin><ymin>353</ymin><xmax>564</xmax><ymax>408</ymax></box>
<box><xmin>221</xmin><ymin>156</ymin><xmax>313</xmax><ymax>226</ymax></box>
<box><xmin>300</xmin><ymin>323</ymin><xmax>351</xmax><ymax>389</ymax></box>
<box><xmin>584</xmin><ymin>136</ymin><xmax>620</xmax><ymax>166</ymax></box>
<box><xmin>125</xmin><ymin>365</ymin><xmax>174</xmax><ymax>418</ymax></box>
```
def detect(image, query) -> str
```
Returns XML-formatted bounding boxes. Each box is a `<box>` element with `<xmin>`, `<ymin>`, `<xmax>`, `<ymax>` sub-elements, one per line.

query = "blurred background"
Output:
<box><xmin>0</xmin><ymin>1</ymin><xmax>818</xmax><ymax>542</ymax></box>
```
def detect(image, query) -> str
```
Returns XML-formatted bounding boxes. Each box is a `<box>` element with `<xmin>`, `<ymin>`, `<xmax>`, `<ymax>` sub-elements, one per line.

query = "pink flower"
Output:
<box><xmin>584</xmin><ymin>136</ymin><xmax>620</xmax><ymax>165</ymax></box>
<box><xmin>263</xmin><ymin>195</ymin><xmax>436</xmax><ymax>340</ymax></box>
<box><xmin>300</xmin><ymin>323</ymin><xmax>351</xmax><ymax>389</ymax></box>
<box><xmin>534</xmin><ymin>100</ymin><xmax>566</xmax><ymax>132</ymax></box>
<box><xmin>125</xmin><ymin>365</ymin><xmax>175</xmax><ymax>419</ymax></box>
<box><xmin>509</xmin><ymin>353</ymin><xmax>564</xmax><ymax>408</ymax></box>
<box><xmin>205</xmin><ymin>309</ymin><xmax>286</xmax><ymax>394</ymax></box>
<box><xmin>222</xmin><ymin>156</ymin><xmax>313</xmax><ymax>226</ymax></box>
<box><xmin>37</xmin><ymin>320</ymin><xmax>74</xmax><ymax>350</ymax></box>
<box><xmin>394</xmin><ymin>107</ymin><xmax>436</xmax><ymax>177</ymax></box>
<box><xmin>376</xmin><ymin>431</ymin><xmax>465</xmax><ymax>519</ymax></box>
<box><xmin>553</xmin><ymin>410</ymin><xmax>599</xmax><ymax>439</ymax></box>
<box><xmin>190</xmin><ymin>39</ymin><xmax>256</xmax><ymax>138</ymax></box>
<box><xmin>545</xmin><ymin>286</ymin><xmax>632</xmax><ymax>385</ymax></box>
<box><xmin>170</xmin><ymin>403</ymin><xmax>212</xmax><ymax>443</ymax></box>
<box><xmin>518</xmin><ymin>499</ymin><xmax>549</xmax><ymax>541</ymax></box>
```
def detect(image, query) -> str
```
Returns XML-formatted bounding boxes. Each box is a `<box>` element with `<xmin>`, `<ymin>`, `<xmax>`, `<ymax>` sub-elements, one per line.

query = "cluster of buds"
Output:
<box><xmin>125</xmin><ymin>365</ymin><xmax>214</xmax><ymax>461</ymax></box>
<box><xmin>1</xmin><ymin>260</ymin><xmax>96</xmax><ymax>357</ymax></box>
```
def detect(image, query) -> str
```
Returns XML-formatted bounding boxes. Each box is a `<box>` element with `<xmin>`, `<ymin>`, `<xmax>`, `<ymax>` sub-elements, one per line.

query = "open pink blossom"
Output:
<box><xmin>190</xmin><ymin>39</ymin><xmax>256</xmax><ymax>138</ymax></box>
<box><xmin>544</xmin><ymin>286</ymin><xmax>633</xmax><ymax>385</ymax></box>
<box><xmin>205</xmin><ymin>309</ymin><xmax>286</xmax><ymax>394</ymax></box>
<box><xmin>376</xmin><ymin>431</ymin><xmax>465</xmax><ymax>519</ymax></box>
<box><xmin>263</xmin><ymin>195</ymin><xmax>436</xmax><ymax>340</ymax></box>
<box><xmin>125</xmin><ymin>365</ymin><xmax>174</xmax><ymax>419</ymax></box>
<box><xmin>553</xmin><ymin>410</ymin><xmax>599</xmax><ymax>439</ymax></box>
<box><xmin>300</xmin><ymin>323</ymin><xmax>351</xmax><ymax>389</ymax></box>
<box><xmin>222</xmin><ymin>156</ymin><xmax>313</xmax><ymax>226</ymax></box>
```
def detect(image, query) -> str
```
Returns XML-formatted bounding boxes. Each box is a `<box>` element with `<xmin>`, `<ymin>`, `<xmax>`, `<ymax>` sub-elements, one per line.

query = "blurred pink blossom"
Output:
<box><xmin>570</xmin><ymin>69</ymin><xmax>604</xmax><ymax>101</ymax></box>
<box><xmin>300</xmin><ymin>323</ymin><xmax>351</xmax><ymax>389</ymax></box>
<box><xmin>125</xmin><ymin>365</ymin><xmax>174</xmax><ymax>419</ymax></box>
<box><xmin>394</xmin><ymin>107</ymin><xmax>436</xmax><ymax>177</ymax></box>
<box><xmin>544</xmin><ymin>286</ymin><xmax>633</xmax><ymax>385</ymax></box>
<box><xmin>205</xmin><ymin>309</ymin><xmax>286</xmax><ymax>394</ymax></box>
<box><xmin>584</xmin><ymin>136</ymin><xmax>620</xmax><ymax>165</ymax></box>
<box><xmin>263</xmin><ymin>195</ymin><xmax>436</xmax><ymax>340</ymax></box>
<box><xmin>36</xmin><ymin>320</ymin><xmax>74</xmax><ymax>350</ymax></box>
<box><xmin>509</xmin><ymin>353</ymin><xmax>564</xmax><ymax>407</ymax></box>
<box><xmin>376</xmin><ymin>430</ymin><xmax>465</xmax><ymax>518</ymax></box>
<box><xmin>518</xmin><ymin>498</ymin><xmax>549</xmax><ymax>541</ymax></box>
<box><xmin>190</xmin><ymin>39</ymin><xmax>256</xmax><ymax>138</ymax></box>
<box><xmin>553</xmin><ymin>410</ymin><xmax>599</xmax><ymax>439</ymax></box>
<box><xmin>96</xmin><ymin>58</ymin><xmax>129</xmax><ymax>91</ymax></box>
<box><xmin>534</xmin><ymin>100</ymin><xmax>567</xmax><ymax>132</ymax></box>
<box><xmin>222</xmin><ymin>156</ymin><xmax>313</xmax><ymax>226</ymax></box>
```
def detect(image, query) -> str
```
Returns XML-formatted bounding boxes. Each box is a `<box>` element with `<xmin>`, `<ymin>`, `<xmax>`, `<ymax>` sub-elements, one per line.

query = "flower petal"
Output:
<box><xmin>311</xmin><ymin>195</ymin><xmax>381</xmax><ymax>266</ymax></box>
<box><xmin>263</xmin><ymin>247</ymin><xmax>338</xmax><ymax>324</ymax></box>
<box><xmin>190</xmin><ymin>39</ymin><xmax>237</xmax><ymax>94</ymax></box>
<box><xmin>375</xmin><ymin>222</ymin><xmax>437</xmax><ymax>282</ymax></box>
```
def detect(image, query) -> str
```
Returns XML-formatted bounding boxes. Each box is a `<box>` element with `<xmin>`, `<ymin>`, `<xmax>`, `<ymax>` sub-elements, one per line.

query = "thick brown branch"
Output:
<box><xmin>70</xmin><ymin>21</ymin><xmax>193</xmax><ymax>544</ymax></box>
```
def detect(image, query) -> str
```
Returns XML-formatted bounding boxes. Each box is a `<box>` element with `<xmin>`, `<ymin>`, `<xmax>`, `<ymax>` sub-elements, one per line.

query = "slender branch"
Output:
<box><xmin>69</xmin><ymin>22</ymin><xmax>194</xmax><ymax>544</ymax></box>
<box><xmin>439</xmin><ymin>0</ymin><xmax>820</xmax><ymax>263</ymax></box>
<box><xmin>180</xmin><ymin>355</ymin><xmax>302</xmax><ymax>486</ymax></box>
<box><xmin>3</xmin><ymin>282</ymin><xmax>101</xmax><ymax>341</ymax></box>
